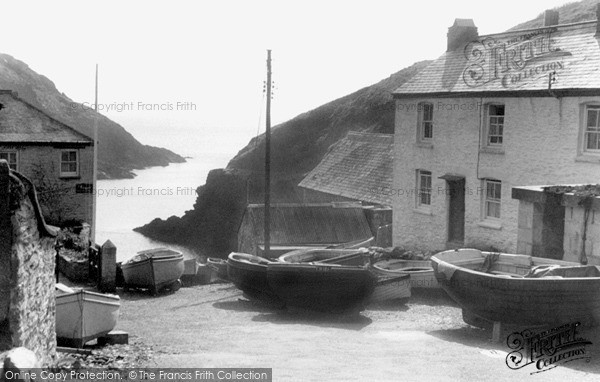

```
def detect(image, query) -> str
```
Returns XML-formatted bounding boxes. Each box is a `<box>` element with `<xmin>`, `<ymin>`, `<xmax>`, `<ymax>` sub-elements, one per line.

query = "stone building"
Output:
<box><xmin>0</xmin><ymin>90</ymin><xmax>94</xmax><ymax>226</ymax></box>
<box><xmin>392</xmin><ymin>10</ymin><xmax>600</xmax><ymax>253</ymax></box>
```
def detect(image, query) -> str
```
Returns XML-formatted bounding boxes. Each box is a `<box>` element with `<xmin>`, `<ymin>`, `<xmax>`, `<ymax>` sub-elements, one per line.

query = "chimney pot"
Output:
<box><xmin>543</xmin><ymin>10</ymin><xmax>559</xmax><ymax>27</ymax></box>
<box><xmin>447</xmin><ymin>19</ymin><xmax>478</xmax><ymax>51</ymax></box>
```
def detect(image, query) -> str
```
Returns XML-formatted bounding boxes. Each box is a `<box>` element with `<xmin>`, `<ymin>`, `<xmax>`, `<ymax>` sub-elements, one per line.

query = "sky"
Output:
<box><xmin>1</xmin><ymin>0</ymin><xmax>580</xmax><ymax>156</ymax></box>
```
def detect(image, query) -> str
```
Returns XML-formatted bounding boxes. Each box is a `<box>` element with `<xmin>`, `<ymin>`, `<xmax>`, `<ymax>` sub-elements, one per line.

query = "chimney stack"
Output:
<box><xmin>543</xmin><ymin>10</ymin><xmax>559</xmax><ymax>27</ymax></box>
<box><xmin>447</xmin><ymin>19</ymin><xmax>478</xmax><ymax>51</ymax></box>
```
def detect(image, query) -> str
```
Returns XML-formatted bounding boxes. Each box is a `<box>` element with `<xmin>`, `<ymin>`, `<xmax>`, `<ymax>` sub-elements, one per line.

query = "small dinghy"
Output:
<box><xmin>432</xmin><ymin>248</ymin><xmax>600</xmax><ymax>326</ymax></box>
<box><xmin>207</xmin><ymin>257</ymin><xmax>229</xmax><ymax>282</ymax></box>
<box><xmin>121</xmin><ymin>248</ymin><xmax>184</xmax><ymax>294</ymax></box>
<box><xmin>55</xmin><ymin>284</ymin><xmax>120</xmax><ymax>347</ymax></box>
<box><xmin>373</xmin><ymin>259</ymin><xmax>438</xmax><ymax>289</ymax></box>
<box><xmin>370</xmin><ymin>273</ymin><xmax>411</xmax><ymax>303</ymax></box>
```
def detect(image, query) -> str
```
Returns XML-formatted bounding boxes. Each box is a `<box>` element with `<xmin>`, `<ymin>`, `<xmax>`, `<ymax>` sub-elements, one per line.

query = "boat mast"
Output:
<box><xmin>91</xmin><ymin>64</ymin><xmax>98</xmax><ymax>243</ymax></box>
<box><xmin>264</xmin><ymin>50</ymin><xmax>272</xmax><ymax>257</ymax></box>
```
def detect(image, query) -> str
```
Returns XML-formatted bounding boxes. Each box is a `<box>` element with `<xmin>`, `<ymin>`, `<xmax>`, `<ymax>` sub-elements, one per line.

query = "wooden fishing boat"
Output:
<box><xmin>121</xmin><ymin>248</ymin><xmax>184</xmax><ymax>294</ymax></box>
<box><xmin>55</xmin><ymin>284</ymin><xmax>120</xmax><ymax>347</ymax></box>
<box><xmin>373</xmin><ymin>259</ymin><xmax>439</xmax><ymax>289</ymax></box>
<box><xmin>267</xmin><ymin>262</ymin><xmax>376</xmax><ymax>313</ymax></box>
<box><xmin>432</xmin><ymin>248</ymin><xmax>600</xmax><ymax>326</ymax></box>
<box><xmin>278</xmin><ymin>248</ymin><xmax>369</xmax><ymax>266</ymax></box>
<box><xmin>370</xmin><ymin>274</ymin><xmax>411</xmax><ymax>303</ymax></box>
<box><xmin>279</xmin><ymin>248</ymin><xmax>411</xmax><ymax>304</ymax></box>
<box><xmin>227</xmin><ymin>252</ymin><xmax>283</xmax><ymax>305</ymax></box>
<box><xmin>207</xmin><ymin>257</ymin><xmax>229</xmax><ymax>281</ymax></box>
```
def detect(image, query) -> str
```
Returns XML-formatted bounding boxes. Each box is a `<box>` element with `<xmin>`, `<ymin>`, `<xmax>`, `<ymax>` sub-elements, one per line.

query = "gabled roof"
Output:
<box><xmin>0</xmin><ymin>90</ymin><xmax>92</xmax><ymax>144</ymax></box>
<box><xmin>241</xmin><ymin>203</ymin><xmax>373</xmax><ymax>246</ymax></box>
<box><xmin>394</xmin><ymin>21</ymin><xmax>600</xmax><ymax>98</ymax></box>
<box><xmin>298</xmin><ymin>132</ymin><xmax>393</xmax><ymax>206</ymax></box>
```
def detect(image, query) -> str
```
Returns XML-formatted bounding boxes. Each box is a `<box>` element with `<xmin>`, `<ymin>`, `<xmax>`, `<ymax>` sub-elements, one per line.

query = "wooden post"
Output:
<box><xmin>99</xmin><ymin>240</ymin><xmax>116</xmax><ymax>293</ymax></box>
<box><xmin>0</xmin><ymin>161</ymin><xmax>12</xmax><ymax>323</ymax></box>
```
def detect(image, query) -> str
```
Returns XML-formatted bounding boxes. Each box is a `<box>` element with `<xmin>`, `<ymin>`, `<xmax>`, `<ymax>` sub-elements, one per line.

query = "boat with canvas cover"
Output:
<box><xmin>432</xmin><ymin>248</ymin><xmax>600</xmax><ymax>326</ymax></box>
<box><xmin>55</xmin><ymin>284</ymin><xmax>120</xmax><ymax>347</ymax></box>
<box><xmin>121</xmin><ymin>248</ymin><xmax>184</xmax><ymax>294</ymax></box>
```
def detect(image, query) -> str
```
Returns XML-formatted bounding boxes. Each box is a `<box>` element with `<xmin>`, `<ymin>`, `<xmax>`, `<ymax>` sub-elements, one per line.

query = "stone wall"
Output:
<box><xmin>0</xmin><ymin>162</ymin><xmax>57</xmax><ymax>366</ymax></box>
<box><xmin>393</xmin><ymin>96</ymin><xmax>600</xmax><ymax>253</ymax></box>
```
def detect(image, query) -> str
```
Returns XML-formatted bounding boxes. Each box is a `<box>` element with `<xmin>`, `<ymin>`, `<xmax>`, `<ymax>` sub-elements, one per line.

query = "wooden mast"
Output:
<box><xmin>91</xmin><ymin>64</ymin><xmax>98</xmax><ymax>242</ymax></box>
<box><xmin>264</xmin><ymin>50</ymin><xmax>272</xmax><ymax>257</ymax></box>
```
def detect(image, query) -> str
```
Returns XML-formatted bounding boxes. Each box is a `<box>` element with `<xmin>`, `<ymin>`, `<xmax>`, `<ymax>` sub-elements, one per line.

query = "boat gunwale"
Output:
<box><xmin>228</xmin><ymin>252</ymin><xmax>273</xmax><ymax>267</ymax></box>
<box><xmin>278</xmin><ymin>248</ymin><xmax>367</xmax><ymax>263</ymax></box>
<box><xmin>432</xmin><ymin>249</ymin><xmax>600</xmax><ymax>282</ymax></box>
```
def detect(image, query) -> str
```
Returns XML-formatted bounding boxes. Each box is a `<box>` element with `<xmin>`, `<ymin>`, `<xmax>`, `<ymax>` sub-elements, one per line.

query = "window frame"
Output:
<box><xmin>60</xmin><ymin>149</ymin><xmax>79</xmax><ymax>178</ymax></box>
<box><xmin>416</xmin><ymin>170</ymin><xmax>432</xmax><ymax>210</ymax></box>
<box><xmin>417</xmin><ymin>102</ymin><xmax>434</xmax><ymax>143</ymax></box>
<box><xmin>483</xmin><ymin>103</ymin><xmax>505</xmax><ymax>149</ymax></box>
<box><xmin>583</xmin><ymin>104</ymin><xmax>600</xmax><ymax>154</ymax></box>
<box><xmin>482</xmin><ymin>179</ymin><xmax>502</xmax><ymax>221</ymax></box>
<box><xmin>0</xmin><ymin>151</ymin><xmax>18</xmax><ymax>171</ymax></box>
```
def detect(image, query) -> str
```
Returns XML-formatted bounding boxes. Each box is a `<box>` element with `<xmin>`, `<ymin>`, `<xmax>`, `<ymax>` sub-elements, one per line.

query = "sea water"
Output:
<box><xmin>95</xmin><ymin>154</ymin><xmax>230</xmax><ymax>262</ymax></box>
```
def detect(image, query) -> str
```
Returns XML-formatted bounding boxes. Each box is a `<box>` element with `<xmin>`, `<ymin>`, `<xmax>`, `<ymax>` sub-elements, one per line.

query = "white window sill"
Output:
<box><xmin>575</xmin><ymin>154</ymin><xmax>600</xmax><ymax>164</ymax></box>
<box><xmin>478</xmin><ymin>220</ymin><xmax>502</xmax><ymax>230</ymax></box>
<box><xmin>413</xmin><ymin>207</ymin><xmax>433</xmax><ymax>216</ymax></box>
<box><xmin>479</xmin><ymin>147</ymin><xmax>505</xmax><ymax>155</ymax></box>
<box><xmin>415</xmin><ymin>142</ymin><xmax>434</xmax><ymax>149</ymax></box>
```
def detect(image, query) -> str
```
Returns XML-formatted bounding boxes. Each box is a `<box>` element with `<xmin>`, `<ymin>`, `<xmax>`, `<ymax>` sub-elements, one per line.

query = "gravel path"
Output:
<box><xmin>113</xmin><ymin>283</ymin><xmax>600</xmax><ymax>381</ymax></box>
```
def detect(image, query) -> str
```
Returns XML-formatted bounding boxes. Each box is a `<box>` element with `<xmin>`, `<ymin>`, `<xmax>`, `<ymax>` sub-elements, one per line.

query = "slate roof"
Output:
<box><xmin>394</xmin><ymin>20</ymin><xmax>600</xmax><ymax>98</ymax></box>
<box><xmin>0</xmin><ymin>90</ymin><xmax>92</xmax><ymax>144</ymax></box>
<box><xmin>241</xmin><ymin>203</ymin><xmax>373</xmax><ymax>246</ymax></box>
<box><xmin>298</xmin><ymin>132</ymin><xmax>393</xmax><ymax>206</ymax></box>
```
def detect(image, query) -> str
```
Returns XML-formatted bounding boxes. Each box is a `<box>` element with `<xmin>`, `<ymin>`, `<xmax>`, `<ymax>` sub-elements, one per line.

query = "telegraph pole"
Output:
<box><xmin>264</xmin><ymin>50</ymin><xmax>272</xmax><ymax>257</ymax></box>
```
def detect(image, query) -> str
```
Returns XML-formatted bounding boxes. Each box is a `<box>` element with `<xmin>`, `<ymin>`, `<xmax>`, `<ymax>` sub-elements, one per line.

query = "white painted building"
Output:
<box><xmin>392</xmin><ymin>11</ymin><xmax>600</xmax><ymax>253</ymax></box>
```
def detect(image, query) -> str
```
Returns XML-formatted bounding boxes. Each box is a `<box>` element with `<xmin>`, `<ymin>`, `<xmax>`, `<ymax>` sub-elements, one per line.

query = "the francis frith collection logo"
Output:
<box><xmin>462</xmin><ymin>27</ymin><xmax>572</xmax><ymax>88</ymax></box>
<box><xmin>505</xmin><ymin>321</ymin><xmax>592</xmax><ymax>374</ymax></box>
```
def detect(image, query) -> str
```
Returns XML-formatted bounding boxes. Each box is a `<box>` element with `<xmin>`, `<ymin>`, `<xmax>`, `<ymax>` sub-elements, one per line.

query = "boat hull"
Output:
<box><xmin>267</xmin><ymin>262</ymin><xmax>376</xmax><ymax>313</ymax></box>
<box><xmin>227</xmin><ymin>253</ymin><xmax>283</xmax><ymax>305</ymax></box>
<box><xmin>207</xmin><ymin>258</ymin><xmax>229</xmax><ymax>281</ymax></box>
<box><xmin>370</xmin><ymin>274</ymin><xmax>411</xmax><ymax>302</ymax></box>
<box><xmin>56</xmin><ymin>290</ymin><xmax>120</xmax><ymax>346</ymax></box>
<box><xmin>373</xmin><ymin>259</ymin><xmax>438</xmax><ymax>289</ymax></box>
<box><xmin>122</xmin><ymin>248</ymin><xmax>184</xmax><ymax>292</ymax></box>
<box><xmin>432</xmin><ymin>249</ymin><xmax>600</xmax><ymax>326</ymax></box>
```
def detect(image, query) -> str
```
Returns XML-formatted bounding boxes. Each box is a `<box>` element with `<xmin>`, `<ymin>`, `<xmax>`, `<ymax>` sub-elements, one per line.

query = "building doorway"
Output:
<box><xmin>444</xmin><ymin>176</ymin><xmax>465</xmax><ymax>245</ymax></box>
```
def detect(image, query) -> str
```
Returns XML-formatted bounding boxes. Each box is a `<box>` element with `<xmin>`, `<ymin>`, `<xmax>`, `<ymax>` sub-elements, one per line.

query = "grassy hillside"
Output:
<box><xmin>509</xmin><ymin>0</ymin><xmax>598</xmax><ymax>31</ymax></box>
